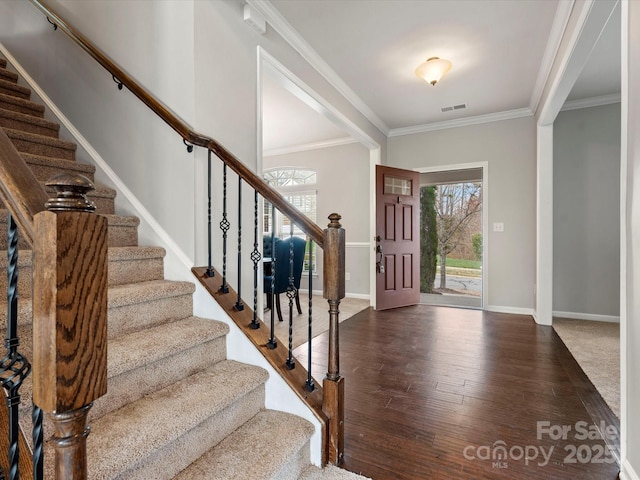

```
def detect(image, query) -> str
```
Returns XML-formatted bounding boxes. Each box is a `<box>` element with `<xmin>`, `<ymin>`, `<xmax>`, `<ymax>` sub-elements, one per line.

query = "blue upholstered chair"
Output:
<box><xmin>264</xmin><ymin>236</ymin><xmax>306</xmax><ymax>322</ymax></box>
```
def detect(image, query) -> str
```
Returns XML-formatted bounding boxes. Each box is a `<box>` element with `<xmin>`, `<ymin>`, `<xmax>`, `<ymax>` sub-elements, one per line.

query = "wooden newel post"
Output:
<box><xmin>322</xmin><ymin>213</ymin><xmax>345</xmax><ymax>465</ymax></box>
<box><xmin>32</xmin><ymin>174</ymin><xmax>108</xmax><ymax>480</ymax></box>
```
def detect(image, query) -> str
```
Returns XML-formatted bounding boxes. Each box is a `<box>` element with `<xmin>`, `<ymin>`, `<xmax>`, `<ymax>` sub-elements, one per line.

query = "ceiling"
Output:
<box><xmin>260</xmin><ymin>0</ymin><xmax>621</xmax><ymax>153</ymax></box>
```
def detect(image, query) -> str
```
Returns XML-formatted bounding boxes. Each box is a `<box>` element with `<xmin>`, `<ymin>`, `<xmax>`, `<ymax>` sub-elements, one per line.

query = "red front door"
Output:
<box><xmin>375</xmin><ymin>165</ymin><xmax>420</xmax><ymax>310</ymax></box>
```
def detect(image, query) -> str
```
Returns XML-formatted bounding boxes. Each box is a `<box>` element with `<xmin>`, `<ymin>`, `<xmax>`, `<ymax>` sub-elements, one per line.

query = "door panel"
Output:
<box><xmin>375</xmin><ymin>165</ymin><xmax>420</xmax><ymax>310</ymax></box>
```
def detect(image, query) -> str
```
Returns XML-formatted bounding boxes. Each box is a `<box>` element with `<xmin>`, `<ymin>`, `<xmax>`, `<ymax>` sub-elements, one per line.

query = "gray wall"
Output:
<box><xmin>625</xmin><ymin>0</ymin><xmax>640</xmax><ymax>473</ymax></box>
<box><xmin>0</xmin><ymin>0</ymin><xmax>197</xmax><ymax>258</ymax></box>
<box><xmin>553</xmin><ymin>103</ymin><xmax>620</xmax><ymax>318</ymax></box>
<box><xmin>388</xmin><ymin>116</ymin><xmax>537</xmax><ymax>311</ymax></box>
<box><xmin>264</xmin><ymin>142</ymin><xmax>371</xmax><ymax>297</ymax></box>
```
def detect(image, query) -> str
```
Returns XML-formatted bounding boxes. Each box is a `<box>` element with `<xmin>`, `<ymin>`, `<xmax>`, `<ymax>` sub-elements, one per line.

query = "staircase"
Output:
<box><xmin>0</xmin><ymin>56</ymin><xmax>365</xmax><ymax>480</ymax></box>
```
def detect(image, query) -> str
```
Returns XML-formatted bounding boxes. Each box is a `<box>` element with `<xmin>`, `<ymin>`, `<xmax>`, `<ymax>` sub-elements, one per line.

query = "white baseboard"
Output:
<box><xmin>621</xmin><ymin>459</ymin><xmax>640</xmax><ymax>480</ymax></box>
<box><xmin>298</xmin><ymin>288</ymin><xmax>370</xmax><ymax>301</ymax></box>
<box><xmin>485</xmin><ymin>305</ymin><xmax>535</xmax><ymax>317</ymax></box>
<box><xmin>553</xmin><ymin>310</ymin><xmax>620</xmax><ymax>323</ymax></box>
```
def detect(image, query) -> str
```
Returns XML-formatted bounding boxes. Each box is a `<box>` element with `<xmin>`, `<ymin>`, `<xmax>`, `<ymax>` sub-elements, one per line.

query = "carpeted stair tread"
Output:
<box><xmin>0</xmin><ymin>59</ymin><xmax>7</xmax><ymax>68</ymax></box>
<box><xmin>91</xmin><ymin>316</ymin><xmax>230</xmax><ymax>421</ymax></box>
<box><xmin>173</xmin><ymin>409</ymin><xmax>314</xmax><ymax>480</ymax></box>
<box><xmin>0</xmin><ymin>246</ymin><xmax>166</xmax><ymax>297</ymax></box>
<box><xmin>3</xmin><ymin>127</ymin><xmax>76</xmax><ymax>160</ymax></box>
<box><xmin>299</xmin><ymin>466</ymin><xmax>371</xmax><ymax>480</ymax></box>
<box><xmin>0</xmin><ymin>67</ymin><xmax>19</xmax><ymax>84</ymax></box>
<box><xmin>0</xmin><ymin>107</ymin><xmax>59</xmax><ymax>137</ymax></box>
<box><xmin>107</xmin><ymin>317</ymin><xmax>229</xmax><ymax>378</ymax></box>
<box><xmin>85</xmin><ymin>361</ymin><xmax>269</xmax><ymax>479</ymax></box>
<box><xmin>0</xmin><ymin>77</ymin><xmax>30</xmax><ymax>99</ymax></box>
<box><xmin>108</xmin><ymin>246</ymin><xmax>166</xmax><ymax>285</ymax></box>
<box><xmin>0</xmin><ymin>213</ymin><xmax>139</xmax><ymax>249</ymax></box>
<box><xmin>0</xmin><ymin>92</ymin><xmax>45</xmax><ymax>118</ymax></box>
<box><xmin>107</xmin><ymin>279</ymin><xmax>196</xmax><ymax>337</ymax></box>
<box><xmin>108</xmin><ymin>279</ymin><xmax>195</xmax><ymax>308</ymax></box>
<box><xmin>21</xmin><ymin>152</ymin><xmax>95</xmax><ymax>182</ymax></box>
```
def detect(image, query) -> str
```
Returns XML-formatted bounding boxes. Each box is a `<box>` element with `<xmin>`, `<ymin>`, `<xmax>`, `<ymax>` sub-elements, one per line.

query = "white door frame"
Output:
<box><xmin>414</xmin><ymin>162</ymin><xmax>489</xmax><ymax>309</ymax></box>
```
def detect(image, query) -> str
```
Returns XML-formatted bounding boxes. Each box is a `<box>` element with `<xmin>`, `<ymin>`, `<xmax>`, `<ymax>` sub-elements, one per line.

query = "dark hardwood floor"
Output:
<box><xmin>294</xmin><ymin>305</ymin><xmax>620</xmax><ymax>480</ymax></box>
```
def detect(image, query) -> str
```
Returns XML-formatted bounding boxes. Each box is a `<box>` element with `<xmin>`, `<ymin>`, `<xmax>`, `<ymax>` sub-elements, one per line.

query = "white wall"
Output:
<box><xmin>264</xmin><ymin>142</ymin><xmax>371</xmax><ymax>296</ymax></box>
<box><xmin>553</xmin><ymin>103</ymin><xmax>621</xmax><ymax>320</ymax></box>
<box><xmin>387</xmin><ymin>116</ymin><xmax>537</xmax><ymax>312</ymax></box>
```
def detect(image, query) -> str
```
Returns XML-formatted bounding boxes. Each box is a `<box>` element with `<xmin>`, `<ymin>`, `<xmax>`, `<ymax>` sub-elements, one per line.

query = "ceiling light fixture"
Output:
<box><xmin>415</xmin><ymin>57</ymin><xmax>452</xmax><ymax>86</ymax></box>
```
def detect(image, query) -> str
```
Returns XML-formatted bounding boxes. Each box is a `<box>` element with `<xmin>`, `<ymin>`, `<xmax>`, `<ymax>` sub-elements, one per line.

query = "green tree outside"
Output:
<box><xmin>420</xmin><ymin>186</ymin><xmax>438</xmax><ymax>293</ymax></box>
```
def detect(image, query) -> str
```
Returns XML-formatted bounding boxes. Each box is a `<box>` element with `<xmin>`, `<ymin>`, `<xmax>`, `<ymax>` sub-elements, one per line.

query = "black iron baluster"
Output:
<box><xmin>305</xmin><ymin>239</ymin><xmax>315</xmax><ymax>391</ymax></box>
<box><xmin>235</xmin><ymin>177</ymin><xmax>244</xmax><ymax>311</ymax></box>
<box><xmin>285</xmin><ymin>221</ymin><xmax>295</xmax><ymax>369</ymax></box>
<box><xmin>219</xmin><ymin>164</ymin><xmax>230</xmax><ymax>293</ymax></box>
<box><xmin>250</xmin><ymin>190</ymin><xmax>261</xmax><ymax>329</ymax></box>
<box><xmin>206</xmin><ymin>150</ymin><xmax>214</xmax><ymax>277</ymax></box>
<box><xmin>266</xmin><ymin>203</ymin><xmax>277</xmax><ymax>349</ymax></box>
<box><xmin>32</xmin><ymin>404</ymin><xmax>43</xmax><ymax>480</ymax></box>
<box><xmin>0</xmin><ymin>215</ymin><xmax>31</xmax><ymax>480</ymax></box>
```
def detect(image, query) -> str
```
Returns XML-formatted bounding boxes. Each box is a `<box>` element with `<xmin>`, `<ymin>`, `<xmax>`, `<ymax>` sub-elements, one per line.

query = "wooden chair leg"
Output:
<box><xmin>275</xmin><ymin>294</ymin><xmax>284</xmax><ymax>322</ymax></box>
<box><xmin>295</xmin><ymin>291</ymin><xmax>302</xmax><ymax>315</ymax></box>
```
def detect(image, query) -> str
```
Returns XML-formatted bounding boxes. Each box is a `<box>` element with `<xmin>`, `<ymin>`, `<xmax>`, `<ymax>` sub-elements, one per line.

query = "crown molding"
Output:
<box><xmin>560</xmin><ymin>93</ymin><xmax>621</xmax><ymax>111</ymax></box>
<box><xmin>263</xmin><ymin>136</ymin><xmax>356</xmax><ymax>157</ymax></box>
<box><xmin>388</xmin><ymin>108</ymin><xmax>533</xmax><ymax>137</ymax></box>
<box><xmin>529</xmin><ymin>0</ymin><xmax>576</xmax><ymax>114</ymax></box>
<box><xmin>245</xmin><ymin>0</ymin><xmax>390</xmax><ymax>135</ymax></box>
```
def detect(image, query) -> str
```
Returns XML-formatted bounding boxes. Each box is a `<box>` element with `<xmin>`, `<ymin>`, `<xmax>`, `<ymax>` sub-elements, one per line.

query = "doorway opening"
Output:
<box><xmin>419</xmin><ymin>168</ymin><xmax>483</xmax><ymax>309</ymax></box>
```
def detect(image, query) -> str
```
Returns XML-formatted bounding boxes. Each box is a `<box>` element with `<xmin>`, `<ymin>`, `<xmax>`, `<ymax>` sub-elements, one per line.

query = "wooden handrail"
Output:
<box><xmin>28</xmin><ymin>0</ymin><xmax>324</xmax><ymax>247</ymax></box>
<box><xmin>0</xmin><ymin>128</ymin><xmax>48</xmax><ymax>245</ymax></box>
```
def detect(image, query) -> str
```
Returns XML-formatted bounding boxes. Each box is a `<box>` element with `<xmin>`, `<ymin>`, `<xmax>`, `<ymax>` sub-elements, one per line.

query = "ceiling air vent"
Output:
<box><xmin>441</xmin><ymin>103</ymin><xmax>467</xmax><ymax>113</ymax></box>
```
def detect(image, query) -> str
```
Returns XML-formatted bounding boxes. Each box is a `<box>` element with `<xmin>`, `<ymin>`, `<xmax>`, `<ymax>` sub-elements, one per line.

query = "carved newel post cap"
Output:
<box><xmin>45</xmin><ymin>173</ymin><xmax>96</xmax><ymax>212</ymax></box>
<box><xmin>327</xmin><ymin>213</ymin><xmax>342</xmax><ymax>229</ymax></box>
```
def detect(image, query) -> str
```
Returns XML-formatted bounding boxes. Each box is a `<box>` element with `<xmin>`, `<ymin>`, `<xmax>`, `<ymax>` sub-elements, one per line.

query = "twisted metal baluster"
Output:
<box><xmin>250</xmin><ymin>190</ymin><xmax>261</xmax><ymax>329</ymax></box>
<box><xmin>32</xmin><ymin>404</ymin><xmax>43</xmax><ymax>480</ymax></box>
<box><xmin>206</xmin><ymin>150</ymin><xmax>214</xmax><ymax>277</ymax></box>
<box><xmin>266</xmin><ymin>203</ymin><xmax>277</xmax><ymax>349</ymax></box>
<box><xmin>305</xmin><ymin>239</ymin><xmax>315</xmax><ymax>391</ymax></box>
<box><xmin>285</xmin><ymin>221</ymin><xmax>295</xmax><ymax>370</ymax></box>
<box><xmin>0</xmin><ymin>215</ymin><xmax>31</xmax><ymax>480</ymax></box>
<box><xmin>219</xmin><ymin>164</ymin><xmax>230</xmax><ymax>293</ymax></box>
<box><xmin>235</xmin><ymin>176</ymin><xmax>244</xmax><ymax>311</ymax></box>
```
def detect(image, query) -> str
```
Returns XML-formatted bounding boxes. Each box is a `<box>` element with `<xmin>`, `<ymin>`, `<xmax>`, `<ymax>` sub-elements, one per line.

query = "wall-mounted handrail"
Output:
<box><xmin>28</xmin><ymin>0</ymin><xmax>324</xmax><ymax>247</ymax></box>
<box><xmin>0</xmin><ymin>128</ymin><xmax>48</xmax><ymax>245</ymax></box>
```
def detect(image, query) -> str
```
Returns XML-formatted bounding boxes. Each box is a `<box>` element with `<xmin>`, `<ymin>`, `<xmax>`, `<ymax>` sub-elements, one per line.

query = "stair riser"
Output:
<box><xmin>0</xmin><ymin>97</ymin><xmax>44</xmax><ymax>118</ymax></box>
<box><xmin>0</xmin><ymin>82</ymin><xmax>29</xmax><ymax>100</ymax></box>
<box><xmin>8</xmin><ymin>136</ymin><xmax>75</xmax><ymax>160</ymax></box>
<box><xmin>107</xmin><ymin>223</ymin><xmax>138</xmax><ymax>248</ymax></box>
<box><xmin>0</xmin><ymin>220</ymin><xmax>138</xmax><ymax>249</ymax></box>
<box><xmin>109</xmin><ymin>257</ymin><xmax>164</xmax><ymax>286</ymax></box>
<box><xmin>23</xmin><ymin>157</ymin><xmax>95</xmax><ymax>183</ymax></box>
<box><xmin>0</xmin><ymin>69</ymin><xmax>19</xmax><ymax>83</ymax></box>
<box><xmin>91</xmin><ymin>337</ymin><xmax>227</xmax><ymax>421</ymax></box>
<box><xmin>273</xmin><ymin>439</ymin><xmax>312</xmax><ymax>480</ymax></box>
<box><xmin>115</xmin><ymin>386</ymin><xmax>265</xmax><ymax>480</ymax></box>
<box><xmin>0</xmin><ymin>256</ymin><xmax>164</xmax><ymax>297</ymax></box>
<box><xmin>108</xmin><ymin>294</ymin><xmax>194</xmax><ymax>339</ymax></box>
<box><xmin>0</xmin><ymin>114</ymin><xmax>58</xmax><ymax>138</ymax></box>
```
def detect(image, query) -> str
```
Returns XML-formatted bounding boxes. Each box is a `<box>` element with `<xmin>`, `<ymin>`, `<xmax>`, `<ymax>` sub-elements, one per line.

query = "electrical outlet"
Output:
<box><xmin>493</xmin><ymin>222</ymin><xmax>504</xmax><ymax>232</ymax></box>
<box><xmin>346</xmin><ymin>272</ymin><xmax>351</xmax><ymax>281</ymax></box>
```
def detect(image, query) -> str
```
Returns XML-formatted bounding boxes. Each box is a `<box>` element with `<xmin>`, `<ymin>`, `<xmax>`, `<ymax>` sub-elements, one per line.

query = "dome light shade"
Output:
<box><xmin>415</xmin><ymin>57</ymin><xmax>452</xmax><ymax>86</ymax></box>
